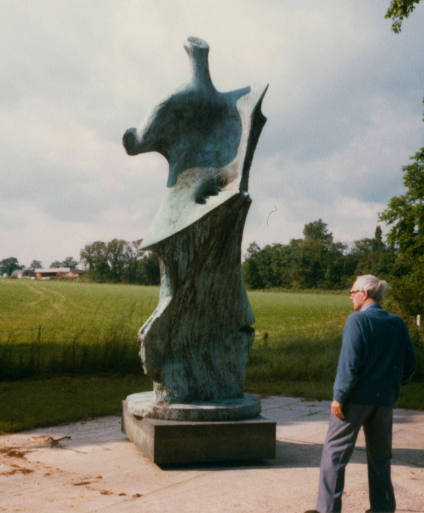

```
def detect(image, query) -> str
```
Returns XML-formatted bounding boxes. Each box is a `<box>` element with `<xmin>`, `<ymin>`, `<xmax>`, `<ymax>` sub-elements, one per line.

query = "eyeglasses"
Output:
<box><xmin>349</xmin><ymin>289</ymin><xmax>361</xmax><ymax>296</ymax></box>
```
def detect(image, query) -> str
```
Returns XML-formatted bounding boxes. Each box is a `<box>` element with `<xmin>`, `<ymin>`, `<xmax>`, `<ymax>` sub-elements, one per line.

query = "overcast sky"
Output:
<box><xmin>1</xmin><ymin>0</ymin><xmax>424</xmax><ymax>266</ymax></box>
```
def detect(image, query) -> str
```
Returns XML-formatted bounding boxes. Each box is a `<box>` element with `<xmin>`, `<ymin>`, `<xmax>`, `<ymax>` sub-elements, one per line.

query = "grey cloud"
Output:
<box><xmin>1</xmin><ymin>0</ymin><xmax>424</xmax><ymax>264</ymax></box>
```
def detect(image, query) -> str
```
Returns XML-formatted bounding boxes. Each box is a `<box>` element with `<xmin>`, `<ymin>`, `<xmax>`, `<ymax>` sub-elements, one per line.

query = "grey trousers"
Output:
<box><xmin>316</xmin><ymin>403</ymin><xmax>395</xmax><ymax>513</ymax></box>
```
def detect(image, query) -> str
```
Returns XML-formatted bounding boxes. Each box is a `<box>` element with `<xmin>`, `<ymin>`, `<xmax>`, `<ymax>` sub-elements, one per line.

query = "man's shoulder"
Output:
<box><xmin>346</xmin><ymin>305</ymin><xmax>395</xmax><ymax>323</ymax></box>
<box><xmin>363</xmin><ymin>304</ymin><xmax>402</xmax><ymax>320</ymax></box>
<box><xmin>344</xmin><ymin>311</ymin><xmax>364</xmax><ymax>329</ymax></box>
<box><xmin>357</xmin><ymin>304</ymin><xmax>407</xmax><ymax>328</ymax></box>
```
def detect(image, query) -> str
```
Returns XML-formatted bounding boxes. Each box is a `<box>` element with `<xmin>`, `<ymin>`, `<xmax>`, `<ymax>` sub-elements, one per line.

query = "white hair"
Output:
<box><xmin>353</xmin><ymin>274</ymin><xmax>390</xmax><ymax>302</ymax></box>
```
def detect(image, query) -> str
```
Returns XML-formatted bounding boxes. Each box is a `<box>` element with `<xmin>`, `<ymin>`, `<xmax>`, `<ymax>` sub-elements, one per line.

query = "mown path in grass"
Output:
<box><xmin>0</xmin><ymin>279</ymin><xmax>159</xmax><ymax>344</ymax></box>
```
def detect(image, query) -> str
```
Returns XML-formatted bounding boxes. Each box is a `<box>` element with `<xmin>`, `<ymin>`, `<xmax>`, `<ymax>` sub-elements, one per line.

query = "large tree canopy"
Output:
<box><xmin>380</xmin><ymin>148</ymin><xmax>424</xmax><ymax>256</ymax></box>
<box><xmin>303</xmin><ymin>219</ymin><xmax>333</xmax><ymax>244</ymax></box>
<box><xmin>0</xmin><ymin>257</ymin><xmax>23</xmax><ymax>276</ymax></box>
<box><xmin>380</xmin><ymin>148</ymin><xmax>424</xmax><ymax>316</ymax></box>
<box><xmin>80</xmin><ymin>239</ymin><xmax>159</xmax><ymax>285</ymax></box>
<box><xmin>29</xmin><ymin>259</ymin><xmax>42</xmax><ymax>270</ymax></box>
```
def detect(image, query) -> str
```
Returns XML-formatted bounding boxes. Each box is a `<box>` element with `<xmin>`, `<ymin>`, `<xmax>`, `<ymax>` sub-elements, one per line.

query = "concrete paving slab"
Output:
<box><xmin>0</xmin><ymin>396</ymin><xmax>423</xmax><ymax>513</ymax></box>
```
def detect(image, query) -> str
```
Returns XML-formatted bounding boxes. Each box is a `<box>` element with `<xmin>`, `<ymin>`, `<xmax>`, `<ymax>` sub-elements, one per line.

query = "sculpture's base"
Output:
<box><xmin>122</xmin><ymin>400</ymin><xmax>276</xmax><ymax>465</ymax></box>
<box><xmin>126</xmin><ymin>391</ymin><xmax>261</xmax><ymax>421</ymax></box>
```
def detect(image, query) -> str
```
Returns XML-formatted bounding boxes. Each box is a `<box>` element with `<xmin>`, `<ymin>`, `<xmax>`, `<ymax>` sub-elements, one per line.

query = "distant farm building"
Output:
<box><xmin>34</xmin><ymin>268</ymin><xmax>81</xmax><ymax>279</ymax></box>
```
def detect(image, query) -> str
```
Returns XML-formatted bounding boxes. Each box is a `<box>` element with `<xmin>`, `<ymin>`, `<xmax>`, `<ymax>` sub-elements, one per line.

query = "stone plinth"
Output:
<box><xmin>122</xmin><ymin>400</ymin><xmax>276</xmax><ymax>465</ymax></box>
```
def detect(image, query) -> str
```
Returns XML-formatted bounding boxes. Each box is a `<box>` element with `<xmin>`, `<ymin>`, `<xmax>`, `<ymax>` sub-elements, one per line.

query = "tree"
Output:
<box><xmin>242</xmin><ymin>242</ymin><xmax>265</xmax><ymax>289</ymax></box>
<box><xmin>135</xmin><ymin>250</ymin><xmax>160</xmax><ymax>285</ymax></box>
<box><xmin>350</xmin><ymin>226</ymin><xmax>396</xmax><ymax>278</ymax></box>
<box><xmin>0</xmin><ymin>257</ymin><xmax>23</xmax><ymax>276</ymax></box>
<box><xmin>380</xmin><ymin>148</ymin><xmax>424</xmax><ymax>316</ymax></box>
<box><xmin>80</xmin><ymin>238</ymin><xmax>160</xmax><ymax>284</ymax></box>
<box><xmin>299</xmin><ymin>220</ymin><xmax>346</xmax><ymax>289</ymax></box>
<box><xmin>49</xmin><ymin>257</ymin><xmax>78</xmax><ymax>269</ymax></box>
<box><xmin>29</xmin><ymin>260</ymin><xmax>42</xmax><ymax>270</ymax></box>
<box><xmin>106</xmin><ymin>239</ymin><xmax>127</xmax><ymax>282</ymax></box>
<box><xmin>62</xmin><ymin>257</ymin><xmax>78</xmax><ymax>269</ymax></box>
<box><xmin>386</xmin><ymin>257</ymin><xmax>424</xmax><ymax>317</ymax></box>
<box><xmin>80</xmin><ymin>241</ymin><xmax>110</xmax><ymax>281</ymax></box>
<box><xmin>380</xmin><ymin>148</ymin><xmax>424</xmax><ymax>256</ymax></box>
<box><xmin>242</xmin><ymin>220</ymin><xmax>349</xmax><ymax>290</ymax></box>
<box><xmin>382</xmin><ymin>2</ymin><xmax>424</xmax><ymax>318</ymax></box>
<box><xmin>385</xmin><ymin>0</ymin><xmax>421</xmax><ymax>32</ymax></box>
<box><xmin>303</xmin><ymin>219</ymin><xmax>333</xmax><ymax>243</ymax></box>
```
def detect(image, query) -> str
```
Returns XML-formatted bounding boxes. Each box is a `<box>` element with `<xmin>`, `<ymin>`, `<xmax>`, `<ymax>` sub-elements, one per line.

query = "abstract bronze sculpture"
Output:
<box><xmin>123</xmin><ymin>36</ymin><xmax>268</xmax><ymax>422</ymax></box>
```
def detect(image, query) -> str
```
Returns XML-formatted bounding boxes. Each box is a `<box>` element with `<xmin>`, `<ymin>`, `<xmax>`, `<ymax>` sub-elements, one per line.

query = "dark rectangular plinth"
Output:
<box><xmin>122</xmin><ymin>400</ymin><xmax>276</xmax><ymax>465</ymax></box>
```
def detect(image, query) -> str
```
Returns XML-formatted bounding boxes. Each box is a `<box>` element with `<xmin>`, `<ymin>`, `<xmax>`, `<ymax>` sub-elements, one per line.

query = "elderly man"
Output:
<box><xmin>306</xmin><ymin>274</ymin><xmax>416</xmax><ymax>513</ymax></box>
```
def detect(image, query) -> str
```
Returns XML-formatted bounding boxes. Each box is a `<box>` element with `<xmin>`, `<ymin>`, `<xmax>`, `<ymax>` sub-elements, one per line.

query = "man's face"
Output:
<box><xmin>350</xmin><ymin>287</ymin><xmax>367</xmax><ymax>311</ymax></box>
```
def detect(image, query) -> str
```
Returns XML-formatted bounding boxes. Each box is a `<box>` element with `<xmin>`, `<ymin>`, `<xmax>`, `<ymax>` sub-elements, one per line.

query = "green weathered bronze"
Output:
<box><xmin>123</xmin><ymin>36</ymin><xmax>267</xmax><ymax>419</ymax></box>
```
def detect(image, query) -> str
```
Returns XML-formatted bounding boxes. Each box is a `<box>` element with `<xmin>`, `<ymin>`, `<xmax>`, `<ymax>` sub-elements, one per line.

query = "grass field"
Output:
<box><xmin>0</xmin><ymin>279</ymin><xmax>350</xmax><ymax>343</ymax></box>
<box><xmin>0</xmin><ymin>279</ymin><xmax>352</xmax><ymax>379</ymax></box>
<box><xmin>0</xmin><ymin>279</ymin><xmax>159</xmax><ymax>344</ymax></box>
<box><xmin>0</xmin><ymin>280</ymin><xmax>159</xmax><ymax>377</ymax></box>
<box><xmin>0</xmin><ymin>279</ymin><xmax>422</xmax><ymax>432</ymax></box>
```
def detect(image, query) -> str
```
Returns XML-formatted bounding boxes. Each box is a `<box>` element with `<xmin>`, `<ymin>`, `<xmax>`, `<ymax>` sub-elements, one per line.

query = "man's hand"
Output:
<box><xmin>331</xmin><ymin>400</ymin><xmax>344</xmax><ymax>419</ymax></box>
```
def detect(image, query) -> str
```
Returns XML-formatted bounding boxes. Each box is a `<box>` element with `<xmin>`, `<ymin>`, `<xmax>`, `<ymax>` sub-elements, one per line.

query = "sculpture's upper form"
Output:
<box><xmin>123</xmin><ymin>36</ymin><xmax>268</xmax><ymax>248</ymax></box>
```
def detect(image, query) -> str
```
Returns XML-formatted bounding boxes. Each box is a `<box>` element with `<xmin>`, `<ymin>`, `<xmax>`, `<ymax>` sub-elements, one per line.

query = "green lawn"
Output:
<box><xmin>0</xmin><ymin>374</ymin><xmax>152</xmax><ymax>432</ymax></box>
<box><xmin>249</xmin><ymin>288</ymin><xmax>350</xmax><ymax>342</ymax></box>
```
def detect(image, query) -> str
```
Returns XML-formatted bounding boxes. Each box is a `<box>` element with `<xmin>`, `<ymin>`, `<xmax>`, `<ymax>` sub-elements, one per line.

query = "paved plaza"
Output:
<box><xmin>1</xmin><ymin>396</ymin><xmax>423</xmax><ymax>513</ymax></box>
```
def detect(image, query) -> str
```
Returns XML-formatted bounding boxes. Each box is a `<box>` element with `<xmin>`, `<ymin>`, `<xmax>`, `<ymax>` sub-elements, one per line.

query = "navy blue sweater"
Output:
<box><xmin>333</xmin><ymin>303</ymin><xmax>416</xmax><ymax>406</ymax></box>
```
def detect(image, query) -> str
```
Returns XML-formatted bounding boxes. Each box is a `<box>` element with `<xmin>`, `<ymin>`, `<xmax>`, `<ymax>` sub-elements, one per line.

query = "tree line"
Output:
<box><xmin>242</xmin><ymin>221</ymin><xmax>394</xmax><ymax>291</ymax></box>
<box><xmin>0</xmin><ymin>241</ymin><xmax>160</xmax><ymax>286</ymax></box>
<box><xmin>79</xmin><ymin>239</ymin><xmax>159</xmax><ymax>285</ymax></box>
<box><xmin>0</xmin><ymin>256</ymin><xmax>80</xmax><ymax>275</ymax></box>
